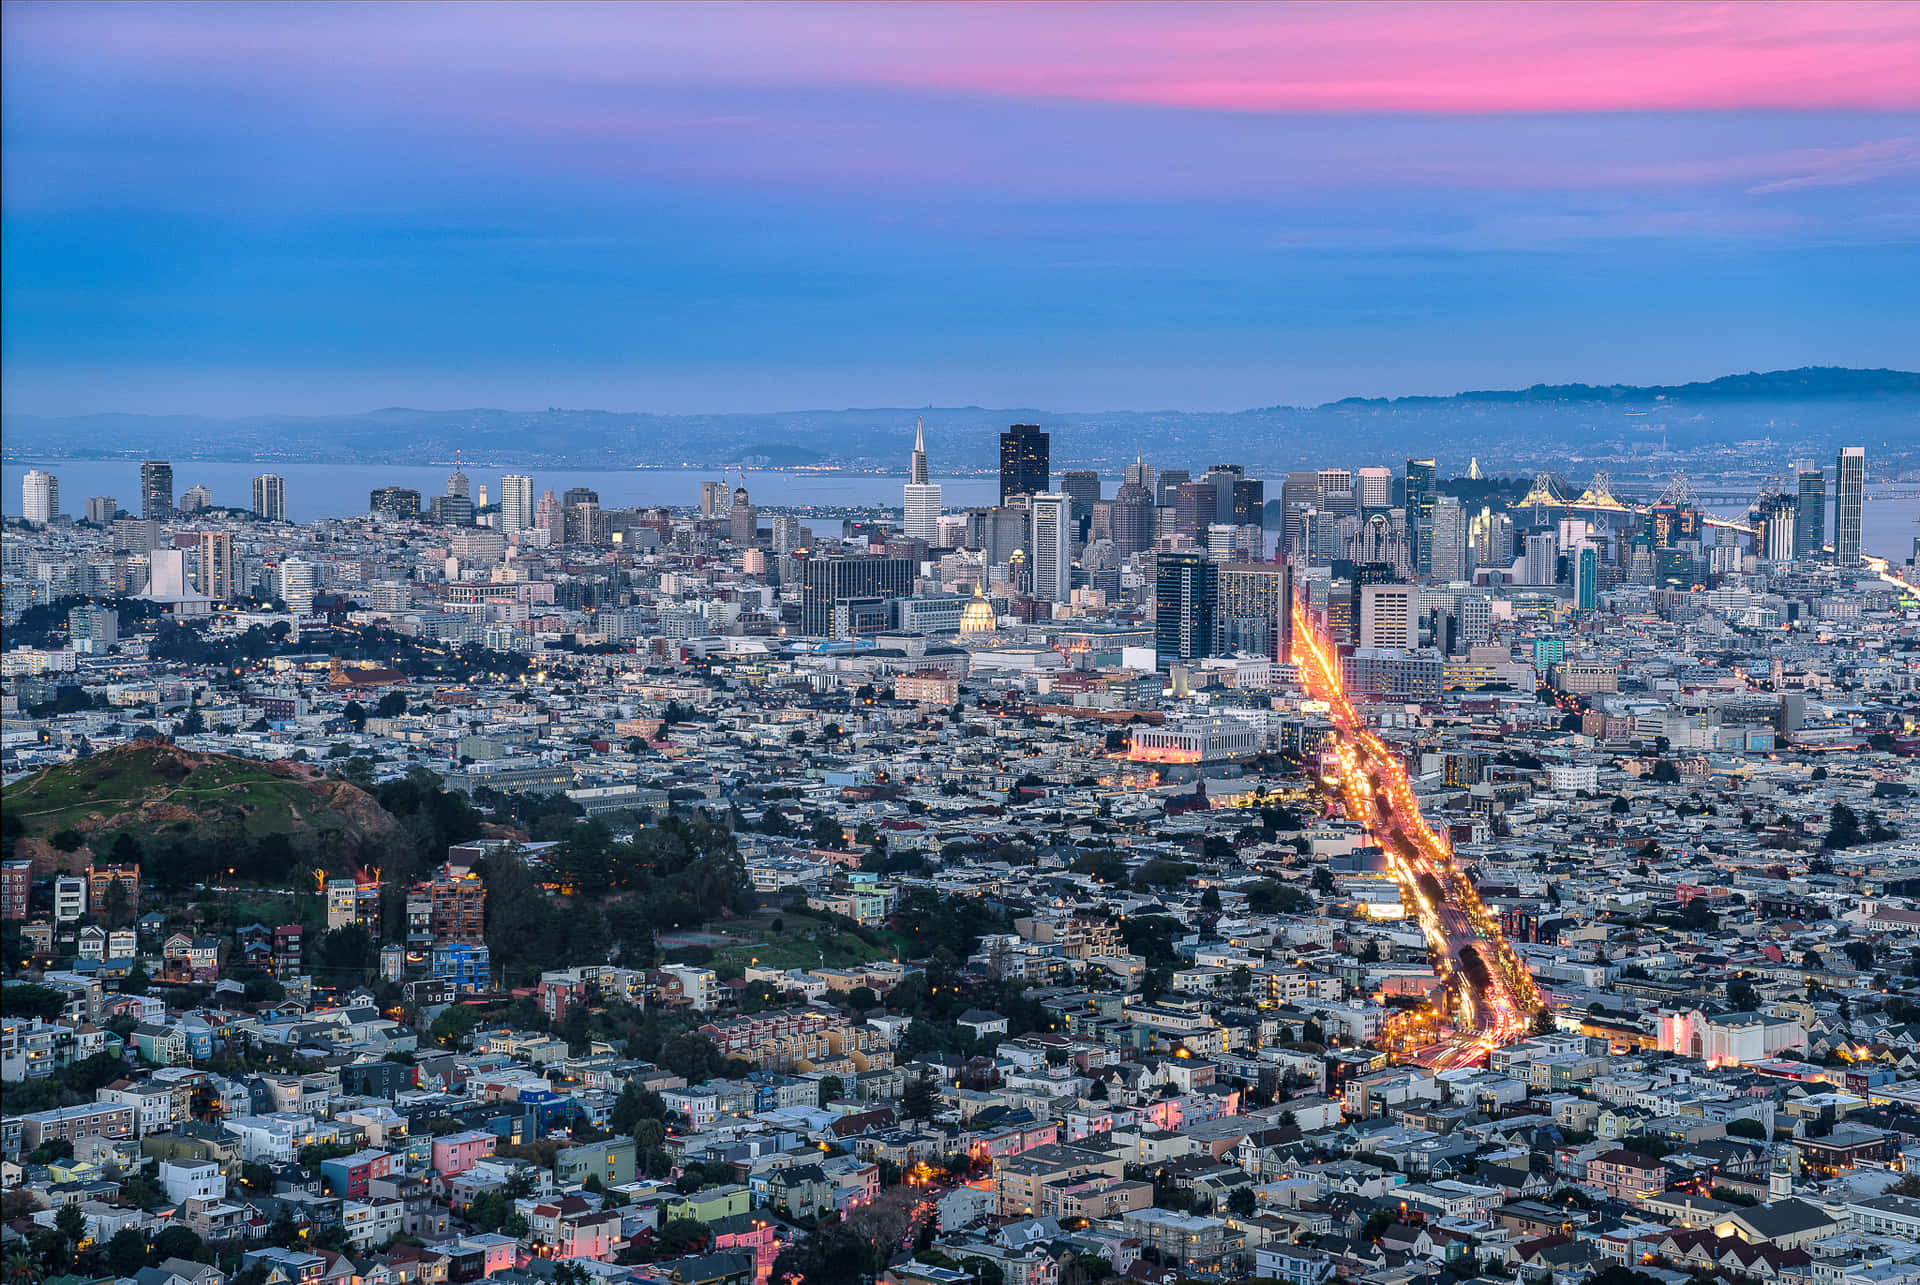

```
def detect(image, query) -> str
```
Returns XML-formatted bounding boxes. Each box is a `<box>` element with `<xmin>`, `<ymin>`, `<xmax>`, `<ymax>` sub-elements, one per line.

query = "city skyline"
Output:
<box><xmin>5</xmin><ymin>3</ymin><xmax>1918</xmax><ymax>416</ymax></box>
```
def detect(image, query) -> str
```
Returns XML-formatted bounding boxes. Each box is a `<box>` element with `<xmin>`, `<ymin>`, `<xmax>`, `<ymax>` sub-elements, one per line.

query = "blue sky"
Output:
<box><xmin>4</xmin><ymin>3</ymin><xmax>1918</xmax><ymax>415</ymax></box>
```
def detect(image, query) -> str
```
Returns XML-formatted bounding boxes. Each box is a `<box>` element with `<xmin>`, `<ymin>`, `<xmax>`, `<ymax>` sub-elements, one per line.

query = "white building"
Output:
<box><xmin>161</xmin><ymin>1160</ymin><xmax>226</xmax><ymax>1203</ymax></box>
<box><xmin>903</xmin><ymin>417</ymin><xmax>942</xmax><ymax>543</ymax></box>
<box><xmin>1359</xmin><ymin>583</ymin><xmax>1416</xmax><ymax>650</ymax></box>
<box><xmin>1029</xmin><ymin>493</ymin><xmax>1072</xmax><ymax>604</ymax></box>
<box><xmin>277</xmin><ymin>559</ymin><xmax>317</xmax><ymax>615</ymax></box>
<box><xmin>499</xmin><ymin>474</ymin><xmax>534</xmax><ymax>533</ymax></box>
<box><xmin>21</xmin><ymin>469</ymin><xmax>59</xmax><ymax>525</ymax></box>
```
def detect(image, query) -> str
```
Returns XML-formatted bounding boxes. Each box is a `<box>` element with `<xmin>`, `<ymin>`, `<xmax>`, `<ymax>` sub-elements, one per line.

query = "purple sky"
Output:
<box><xmin>4</xmin><ymin>2</ymin><xmax>1917</xmax><ymax>415</ymax></box>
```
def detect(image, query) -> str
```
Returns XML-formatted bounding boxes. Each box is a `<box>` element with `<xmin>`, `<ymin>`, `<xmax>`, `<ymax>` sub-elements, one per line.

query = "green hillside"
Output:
<box><xmin>4</xmin><ymin>742</ymin><xmax>397</xmax><ymax>866</ymax></box>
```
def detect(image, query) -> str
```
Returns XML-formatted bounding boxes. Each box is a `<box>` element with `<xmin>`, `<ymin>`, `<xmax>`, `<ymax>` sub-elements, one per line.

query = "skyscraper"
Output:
<box><xmin>1109</xmin><ymin>482</ymin><xmax>1156</xmax><ymax>556</ymax></box>
<box><xmin>1028</xmin><ymin>493</ymin><xmax>1073</xmax><ymax>604</ymax></box>
<box><xmin>1357</xmin><ymin>466</ymin><xmax>1393</xmax><ymax>510</ymax></box>
<box><xmin>196</xmin><ymin>531</ymin><xmax>236</xmax><ymax>600</ymax></box>
<box><xmin>446</xmin><ymin>458</ymin><xmax>471</xmax><ymax>500</ymax></box>
<box><xmin>1523</xmin><ymin>531</ymin><xmax>1559</xmax><ymax>586</ymax></box>
<box><xmin>1218</xmin><ymin>562</ymin><xmax>1291</xmax><ymax>662</ymax></box>
<box><xmin>277</xmin><ymin>558</ymin><xmax>317</xmax><ymax>614</ymax></box>
<box><xmin>252</xmin><ymin>474</ymin><xmax>287</xmax><ymax>522</ymax></box>
<box><xmin>730</xmin><ymin>485</ymin><xmax>757</xmax><ymax>545</ymax></box>
<box><xmin>85</xmin><ymin>496</ymin><xmax>117</xmax><ymax>525</ymax></box>
<box><xmin>1155</xmin><ymin>469</ymin><xmax>1189</xmax><ymax>510</ymax></box>
<box><xmin>1758</xmin><ymin>493</ymin><xmax>1797</xmax><ymax>563</ymax></box>
<box><xmin>1794</xmin><ymin>464</ymin><xmax>1826</xmax><ymax>558</ymax></box>
<box><xmin>799</xmin><ymin>555</ymin><xmax>916</xmax><ymax>635</ymax></box>
<box><xmin>902</xmin><ymin>417</ymin><xmax>942</xmax><ymax>543</ymax></box>
<box><xmin>536</xmin><ymin>489</ymin><xmax>563</xmax><ymax>544</ymax></box>
<box><xmin>999</xmin><ymin>424</ymin><xmax>1050</xmax><ymax>503</ymax></box>
<box><xmin>1429</xmin><ymin>495</ymin><xmax>1468</xmax><ymax>582</ymax></box>
<box><xmin>1155</xmin><ymin>549</ymin><xmax>1217</xmax><ymax>668</ymax></box>
<box><xmin>21</xmin><ymin>469</ymin><xmax>59</xmax><ymax>525</ymax></box>
<box><xmin>1061</xmin><ymin>470</ymin><xmax>1101</xmax><ymax>536</ymax></box>
<box><xmin>141</xmin><ymin>461</ymin><xmax>175</xmax><ymax>520</ymax></box>
<box><xmin>1835</xmin><ymin>446</ymin><xmax>1864</xmax><ymax>564</ymax></box>
<box><xmin>1124</xmin><ymin>455</ymin><xmax>1157</xmax><ymax>494</ymax></box>
<box><xmin>1405</xmin><ymin>459</ymin><xmax>1437</xmax><ymax>575</ymax></box>
<box><xmin>499</xmin><ymin>474</ymin><xmax>534</xmax><ymax>534</ymax></box>
<box><xmin>1576</xmin><ymin>544</ymin><xmax>1600</xmax><ymax>611</ymax></box>
<box><xmin>700</xmin><ymin>481</ymin><xmax>729</xmax><ymax>518</ymax></box>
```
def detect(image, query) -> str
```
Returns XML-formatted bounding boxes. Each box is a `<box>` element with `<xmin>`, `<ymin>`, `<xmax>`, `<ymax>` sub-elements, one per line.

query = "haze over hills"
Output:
<box><xmin>4</xmin><ymin>367</ymin><xmax>1915</xmax><ymax>477</ymax></box>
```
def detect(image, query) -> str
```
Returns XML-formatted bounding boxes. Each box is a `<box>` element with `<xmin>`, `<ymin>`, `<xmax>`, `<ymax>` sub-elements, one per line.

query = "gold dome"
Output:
<box><xmin>960</xmin><ymin>581</ymin><xmax>998</xmax><ymax>636</ymax></box>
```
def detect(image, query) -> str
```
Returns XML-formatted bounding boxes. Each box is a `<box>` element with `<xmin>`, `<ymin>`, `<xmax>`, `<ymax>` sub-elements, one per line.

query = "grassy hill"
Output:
<box><xmin>4</xmin><ymin>742</ymin><xmax>397</xmax><ymax>873</ymax></box>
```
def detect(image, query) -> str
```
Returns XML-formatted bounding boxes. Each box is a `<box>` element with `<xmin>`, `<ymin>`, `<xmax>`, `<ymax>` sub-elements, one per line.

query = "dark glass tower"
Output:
<box><xmin>1000</xmin><ymin>424</ymin><xmax>1050</xmax><ymax>504</ymax></box>
<box><xmin>1155</xmin><ymin>550</ymin><xmax>1217</xmax><ymax>668</ymax></box>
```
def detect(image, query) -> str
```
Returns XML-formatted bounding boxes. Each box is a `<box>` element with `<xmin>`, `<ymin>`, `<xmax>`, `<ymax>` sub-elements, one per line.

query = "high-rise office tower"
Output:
<box><xmin>1758</xmin><ymin>493</ymin><xmax>1797</xmax><ymax>563</ymax></box>
<box><xmin>1155</xmin><ymin>469</ymin><xmax>1189</xmax><ymax>510</ymax></box>
<box><xmin>431</xmin><ymin>493</ymin><xmax>474</xmax><ymax>526</ymax></box>
<box><xmin>1523</xmin><ymin>531</ymin><xmax>1560</xmax><ymax>586</ymax></box>
<box><xmin>141</xmin><ymin>461</ymin><xmax>175</xmax><ymax>520</ymax></box>
<box><xmin>1000</xmin><ymin>424</ymin><xmax>1050</xmax><ymax>503</ymax></box>
<box><xmin>21</xmin><ymin>469</ymin><xmax>59</xmax><ymax>525</ymax></box>
<box><xmin>1576</xmin><ymin>545</ymin><xmax>1599</xmax><ymax>610</ymax></box>
<box><xmin>1279</xmin><ymin>472</ymin><xmax>1319</xmax><ymax>560</ymax></box>
<box><xmin>252</xmin><ymin>474</ymin><xmax>287</xmax><ymax>523</ymax></box>
<box><xmin>1109</xmin><ymin>482</ymin><xmax>1156</xmax><ymax>556</ymax></box>
<box><xmin>730</xmin><ymin>485</ymin><xmax>757</xmax><ymax>545</ymax></box>
<box><xmin>1357</xmin><ymin>467</ymin><xmax>1393</xmax><ymax>511</ymax></box>
<box><xmin>1405</xmin><ymin>458</ymin><xmax>1437</xmax><ymax>574</ymax></box>
<box><xmin>196</xmin><ymin>531</ymin><xmax>236</xmax><ymax>600</ymax></box>
<box><xmin>277</xmin><ymin>558</ymin><xmax>317</xmax><ymax>614</ymax></box>
<box><xmin>1359</xmin><ymin>582</ymin><xmax>1417</xmax><ymax>649</ymax></box>
<box><xmin>700</xmin><ymin>481</ymin><xmax>729</xmax><ymax>518</ymax></box>
<box><xmin>799</xmin><ymin>555</ymin><xmax>916</xmax><ymax>635</ymax></box>
<box><xmin>1232</xmin><ymin>478</ymin><xmax>1264</xmax><ymax>526</ymax></box>
<box><xmin>1218</xmin><ymin>561</ymin><xmax>1291</xmax><ymax>662</ymax></box>
<box><xmin>1835</xmin><ymin>446</ymin><xmax>1864</xmax><ymax>564</ymax></box>
<box><xmin>1028</xmin><ymin>493</ymin><xmax>1073</xmax><ymax>604</ymax></box>
<box><xmin>562</xmin><ymin>486</ymin><xmax>599</xmax><ymax>510</ymax></box>
<box><xmin>85</xmin><ymin>496</ymin><xmax>118</xmax><ymax>525</ymax></box>
<box><xmin>1317</xmin><ymin>468</ymin><xmax>1353</xmax><ymax>506</ymax></box>
<box><xmin>1061</xmin><ymin>470</ymin><xmax>1101</xmax><ymax>534</ymax></box>
<box><xmin>370</xmin><ymin>487</ymin><xmax>422</xmax><ymax>519</ymax></box>
<box><xmin>1429</xmin><ymin>495</ymin><xmax>1468</xmax><ymax>582</ymax></box>
<box><xmin>1173</xmin><ymin>482</ymin><xmax>1213</xmax><ymax>539</ymax></box>
<box><xmin>499</xmin><ymin>475</ymin><xmax>534</xmax><ymax>534</ymax></box>
<box><xmin>903</xmin><ymin>417</ymin><xmax>942</xmax><ymax>543</ymax></box>
<box><xmin>1124</xmin><ymin>456</ymin><xmax>1157</xmax><ymax>494</ymax></box>
<box><xmin>1155</xmin><ymin>549</ymin><xmax>1217</xmax><ymax>667</ymax></box>
<box><xmin>446</xmin><ymin>458</ymin><xmax>471</xmax><ymax>500</ymax></box>
<box><xmin>1794</xmin><ymin>464</ymin><xmax>1826</xmax><ymax>558</ymax></box>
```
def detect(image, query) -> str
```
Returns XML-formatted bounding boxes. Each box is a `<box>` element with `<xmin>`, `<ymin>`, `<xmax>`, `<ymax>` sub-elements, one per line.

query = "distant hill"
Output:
<box><xmin>1325</xmin><ymin>367</ymin><xmax>1920</xmax><ymax>408</ymax></box>
<box><xmin>4</xmin><ymin>366</ymin><xmax>1915</xmax><ymax>474</ymax></box>
<box><xmin>3</xmin><ymin>743</ymin><xmax>397</xmax><ymax>876</ymax></box>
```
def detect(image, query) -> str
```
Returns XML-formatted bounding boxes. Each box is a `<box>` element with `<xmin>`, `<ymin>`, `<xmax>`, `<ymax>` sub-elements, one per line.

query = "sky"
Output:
<box><xmin>4</xmin><ymin>1</ymin><xmax>1919</xmax><ymax>417</ymax></box>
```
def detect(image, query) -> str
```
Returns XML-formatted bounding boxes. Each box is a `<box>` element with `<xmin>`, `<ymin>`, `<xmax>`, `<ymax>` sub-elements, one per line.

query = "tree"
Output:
<box><xmin>344</xmin><ymin>700</ymin><xmax>368</xmax><ymax>730</ymax></box>
<box><xmin>903</xmin><ymin>1071</ymin><xmax>938</xmax><ymax>1121</ymax></box>
<box><xmin>771</xmin><ymin>1226</ymin><xmax>874</xmax><ymax>1285</ymax></box>
<box><xmin>811</xmin><ymin>815</ymin><xmax>846</xmax><ymax>850</ymax></box>
<box><xmin>1310</xmin><ymin>867</ymin><xmax>1336</xmax><ymax>894</ymax></box>
<box><xmin>1825</xmin><ymin>803</ymin><xmax>1864</xmax><ymax>850</ymax></box>
<box><xmin>657</xmin><ymin>1217</ymin><xmax>710</xmax><ymax>1256</ymax></box>
<box><xmin>818</xmin><ymin>1075</ymin><xmax>843</xmax><ymax>1104</ymax></box>
<box><xmin>54</xmin><ymin>1202</ymin><xmax>87</xmax><ymax>1250</ymax></box>
<box><xmin>106</xmin><ymin>1227</ymin><xmax>148</xmax><ymax>1276</ymax></box>
<box><xmin>1227</xmin><ymin>1186</ymin><xmax>1256</xmax><ymax>1216</ymax></box>
<box><xmin>1725</xmin><ymin>1117</ymin><xmax>1766</xmax><ymax>1140</ymax></box>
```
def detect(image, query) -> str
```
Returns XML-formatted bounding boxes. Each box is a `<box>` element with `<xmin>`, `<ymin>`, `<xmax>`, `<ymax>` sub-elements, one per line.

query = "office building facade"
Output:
<box><xmin>1835</xmin><ymin>447</ymin><xmax>1864</xmax><ymax>564</ymax></box>
<box><xmin>1029</xmin><ymin>494</ymin><xmax>1073</xmax><ymax>604</ymax></box>
<box><xmin>141</xmin><ymin>461</ymin><xmax>175</xmax><ymax>520</ymax></box>
<box><xmin>902</xmin><ymin>417</ymin><xmax>942</xmax><ymax>543</ymax></box>
<box><xmin>799</xmin><ymin>556</ymin><xmax>916</xmax><ymax>636</ymax></box>
<box><xmin>1794</xmin><ymin>464</ymin><xmax>1826</xmax><ymax>558</ymax></box>
<box><xmin>1000</xmin><ymin>424</ymin><xmax>1050</xmax><ymax>503</ymax></box>
<box><xmin>1155</xmin><ymin>550</ymin><xmax>1217</xmax><ymax>668</ymax></box>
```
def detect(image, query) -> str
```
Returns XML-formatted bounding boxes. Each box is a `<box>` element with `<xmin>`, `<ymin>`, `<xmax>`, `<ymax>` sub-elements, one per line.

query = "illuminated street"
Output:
<box><xmin>1292</xmin><ymin>602</ymin><xmax>1546</xmax><ymax>1068</ymax></box>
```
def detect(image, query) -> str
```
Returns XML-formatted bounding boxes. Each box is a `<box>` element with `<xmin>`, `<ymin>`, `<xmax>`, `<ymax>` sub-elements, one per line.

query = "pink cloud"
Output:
<box><xmin>13</xmin><ymin>1</ymin><xmax>1920</xmax><ymax>115</ymax></box>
